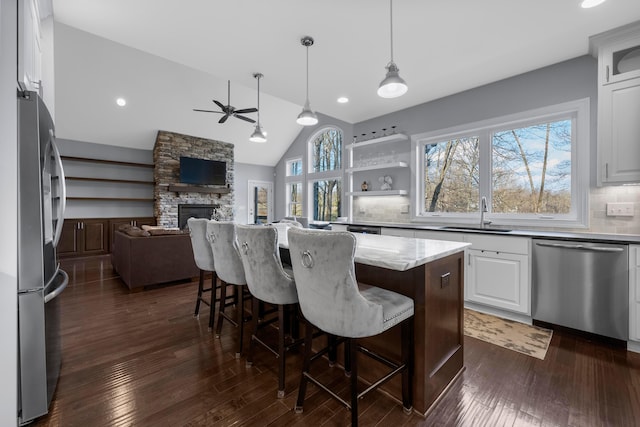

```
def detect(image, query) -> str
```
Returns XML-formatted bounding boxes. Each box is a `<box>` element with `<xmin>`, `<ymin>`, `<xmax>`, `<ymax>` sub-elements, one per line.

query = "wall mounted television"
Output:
<box><xmin>179</xmin><ymin>156</ymin><xmax>226</xmax><ymax>185</ymax></box>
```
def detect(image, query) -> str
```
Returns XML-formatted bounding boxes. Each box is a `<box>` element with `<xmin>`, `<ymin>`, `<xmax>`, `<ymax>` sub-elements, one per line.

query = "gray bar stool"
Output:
<box><xmin>207</xmin><ymin>221</ymin><xmax>251</xmax><ymax>358</ymax></box>
<box><xmin>236</xmin><ymin>224</ymin><xmax>302</xmax><ymax>398</ymax></box>
<box><xmin>187</xmin><ymin>218</ymin><xmax>217</xmax><ymax>328</ymax></box>
<box><xmin>287</xmin><ymin>227</ymin><xmax>414</xmax><ymax>426</ymax></box>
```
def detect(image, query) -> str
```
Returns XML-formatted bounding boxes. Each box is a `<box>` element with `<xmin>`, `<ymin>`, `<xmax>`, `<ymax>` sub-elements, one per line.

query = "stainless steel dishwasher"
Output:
<box><xmin>532</xmin><ymin>239</ymin><xmax>628</xmax><ymax>340</ymax></box>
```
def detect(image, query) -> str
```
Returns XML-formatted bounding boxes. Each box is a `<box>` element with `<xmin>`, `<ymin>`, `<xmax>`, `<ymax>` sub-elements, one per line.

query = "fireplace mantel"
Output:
<box><xmin>166</xmin><ymin>183</ymin><xmax>230</xmax><ymax>196</ymax></box>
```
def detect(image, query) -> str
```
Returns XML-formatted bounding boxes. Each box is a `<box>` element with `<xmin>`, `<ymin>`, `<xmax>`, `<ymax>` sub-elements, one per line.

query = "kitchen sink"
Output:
<box><xmin>440</xmin><ymin>226</ymin><xmax>512</xmax><ymax>233</ymax></box>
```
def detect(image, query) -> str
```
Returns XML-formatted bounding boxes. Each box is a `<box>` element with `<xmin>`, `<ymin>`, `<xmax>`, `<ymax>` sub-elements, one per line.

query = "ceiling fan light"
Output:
<box><xmin>296</xmin><ymin>100</ymin><xmax>318</xmax><ymax>126</ymax></box>
<box><xmin>378</xmin><ymin>62</ymin><xmax>408</xmax><ymax>98</ymax></box>
<box><xmin>249</xmin><ymin>124</ymin><xmax>267</xmax><ymax>143</ymax></box>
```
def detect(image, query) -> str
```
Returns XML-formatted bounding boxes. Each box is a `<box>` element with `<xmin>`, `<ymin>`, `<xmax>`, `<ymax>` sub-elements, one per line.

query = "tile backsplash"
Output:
<box><xmin>351</xmin><ymin>185</ymin><xmax>640</xmax><ymax>235</ymax></box>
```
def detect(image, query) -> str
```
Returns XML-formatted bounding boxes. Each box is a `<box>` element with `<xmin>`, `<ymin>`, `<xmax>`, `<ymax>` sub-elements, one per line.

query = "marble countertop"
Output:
<box><xmin>331</xmin><ymin>221</ymin><xmax>640</xmax><ymax>244</ymax></box>
<box><xmin>277</xmin><ymin>227</ymin><xmax>470</xmax><ymax>271</ymax></box>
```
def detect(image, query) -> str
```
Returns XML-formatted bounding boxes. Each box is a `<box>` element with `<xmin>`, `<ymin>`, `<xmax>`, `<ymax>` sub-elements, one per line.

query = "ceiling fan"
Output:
<box><xmin>193</xmin><ymin>80</ymin><xmax>258</xmax><ymax>124</ymax></box>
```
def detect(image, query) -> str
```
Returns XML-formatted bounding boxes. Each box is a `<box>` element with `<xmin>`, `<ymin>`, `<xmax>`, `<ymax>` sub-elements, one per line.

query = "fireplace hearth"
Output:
<box><xmin>178</xmin><ymin>204</ymin><xmax>219</xmax><ymax>229</ymax></box>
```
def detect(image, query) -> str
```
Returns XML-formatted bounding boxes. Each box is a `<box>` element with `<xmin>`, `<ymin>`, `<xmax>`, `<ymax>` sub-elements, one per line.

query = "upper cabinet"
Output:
<box><xmin>18</xmin><ymin>0</ymin><xmax>42</xmax><ymax>92</ymax></box>
<box><xmin>591</xmin><ymin>21</ymin><xmax>640</xmax><ymax>185</ymax></box>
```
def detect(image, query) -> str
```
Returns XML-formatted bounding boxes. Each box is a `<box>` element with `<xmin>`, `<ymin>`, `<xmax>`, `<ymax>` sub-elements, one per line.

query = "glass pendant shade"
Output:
<box><xmin>377</xmin><ymin>62</ymin><xmax>408</xmax><ymax>98</ymax></box>
<box><xmin>249</xmin><ymin>124</ymin><xmax>267</xmax><ymax>143</ymax></box>
<box><xmin>296</xmin><ymin>100</ymin><xmax>318</xmax><ymax>126</ymax></box>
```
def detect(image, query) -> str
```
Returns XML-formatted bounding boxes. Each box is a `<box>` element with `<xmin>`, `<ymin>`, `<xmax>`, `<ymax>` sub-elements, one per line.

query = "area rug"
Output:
<box><xmin>464</xmin><ymin>309</ymin><xmax>553</xmax><ymax>360</ymax></box>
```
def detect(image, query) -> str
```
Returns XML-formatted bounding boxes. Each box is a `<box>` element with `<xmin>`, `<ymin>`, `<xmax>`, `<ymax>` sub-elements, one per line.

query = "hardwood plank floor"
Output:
<box><xmin>32</xmin><ymin>255</ymin><xmax>640</xmax><ymax>427</ymax></box>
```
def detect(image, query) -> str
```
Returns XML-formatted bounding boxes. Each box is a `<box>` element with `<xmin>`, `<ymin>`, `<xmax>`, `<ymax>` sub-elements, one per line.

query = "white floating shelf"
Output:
<box><xmin>346</xmin><ymin>133</ymin><xmax>408</xmax><ymax>150</ymax></box>
<box><xmin>346</xmin><ymin>161</ymin><xmax>408</xmax><ymax>173</ymax></box>
<box><xmin>346</xmin><ymin>190</ymin><xmax>408</xmax><ymax>197</ymax></box>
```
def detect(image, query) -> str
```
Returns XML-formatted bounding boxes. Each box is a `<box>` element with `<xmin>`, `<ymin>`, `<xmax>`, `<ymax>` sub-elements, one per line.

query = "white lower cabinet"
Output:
<box><xmin>381</xmin><ymin>227</ymin><xmax>415</xmax><ymax>237</ymax></box>
<box><xmin>466</xmin><ymin>249</ymin><xmax>529</xmax><ymax>314</ymax></box>
<box><xmin>630</xmin><ymin>245</ymin><xmax>640</xmax><ymax>342</ymax></box>
<box><xmin>465</xmin><ymin>235</ymin><xmax>530</xmax><ymax>315</ymax></box>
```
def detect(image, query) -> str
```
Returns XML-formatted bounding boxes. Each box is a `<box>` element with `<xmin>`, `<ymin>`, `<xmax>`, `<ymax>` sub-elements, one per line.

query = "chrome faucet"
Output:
<box><xmin>480</xmin><ymin>196</ymin><xmax>492</xmax><ymax>228</ymax></box>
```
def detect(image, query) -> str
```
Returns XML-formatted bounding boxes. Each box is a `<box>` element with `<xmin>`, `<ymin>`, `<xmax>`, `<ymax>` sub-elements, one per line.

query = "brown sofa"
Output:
<box><xmin>111</xmin><ymin>230</ymin><xmax>200</xmax><ymax>290</ymax></box>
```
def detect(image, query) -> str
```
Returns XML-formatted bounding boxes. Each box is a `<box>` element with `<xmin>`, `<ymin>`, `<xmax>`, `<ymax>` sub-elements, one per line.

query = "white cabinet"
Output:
<box><xmin>465</xmin><ymin>235</ymin><xmax>530</xmax><ymax>315</ymax></box>
<box><xmin>381</xmin><ymin>227</ymin><xmax>415</xmax><ymax>237</ymax></box>
<box><xmin>331</xmin><ymin>223</ymin><xmax>348</xmax><ymax>232</ymax></box>
<box><xmin>630</xmin><ymin>245</ymin><xmax>640</xmax><ymax>342</ymax></box>
<box><xmin>591</xmin><ymin>22</ymin><xmax>640</xmax><ymax>184</ymax></box>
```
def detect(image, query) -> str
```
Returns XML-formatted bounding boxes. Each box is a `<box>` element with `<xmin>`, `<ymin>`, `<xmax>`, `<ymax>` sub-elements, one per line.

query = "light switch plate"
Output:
<box><xmin>606</xmin><ymin>202</ymin><xmax>634</xmax><ymax>217</ymax></box>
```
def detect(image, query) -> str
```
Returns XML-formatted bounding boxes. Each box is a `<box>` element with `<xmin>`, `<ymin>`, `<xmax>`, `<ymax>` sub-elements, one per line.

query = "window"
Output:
<box><xmin>413</xmin><ymin>99</ymin><xmax>589</xmax><ymax>228</ymax></box>
<box><xmin>308</xmin><ymin>127</ymin><xmax>343</xmax><ymax>221</ymax></box>
<box><xmin>286</xmin><ymin>182</ymin><xmax>303</xmax><ymax>217</ymax></box>
<box><xmin>286</xmin><ymin>158</ymin><xmax>303</xmax><ymax>177</ymax></box>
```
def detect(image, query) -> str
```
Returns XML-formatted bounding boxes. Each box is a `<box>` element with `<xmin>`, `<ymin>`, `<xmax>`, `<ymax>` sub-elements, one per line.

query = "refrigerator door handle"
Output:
<box><xmin>44</xmin><ymin>269</ymin><xmax>68</xmax><ymax>303</ymax></box>
<box><xmin>49</xmin><ymin>131</ymin><xmax>66</xmax><ymax>248</ymax></box>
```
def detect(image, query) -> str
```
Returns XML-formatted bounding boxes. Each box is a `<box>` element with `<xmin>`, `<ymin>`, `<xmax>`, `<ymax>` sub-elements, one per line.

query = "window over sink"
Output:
<box><xmin>412</xmin><ymin>98</ymin><xmax>590</xmax><ymax>228</ymax></box>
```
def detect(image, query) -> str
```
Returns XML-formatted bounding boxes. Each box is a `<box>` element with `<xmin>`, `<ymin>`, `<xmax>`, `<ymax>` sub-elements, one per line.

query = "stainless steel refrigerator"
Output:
<box><xmin>17</xmin><ymin>89</ymin><xmax>68</xmax><ymax>425</ymax></box>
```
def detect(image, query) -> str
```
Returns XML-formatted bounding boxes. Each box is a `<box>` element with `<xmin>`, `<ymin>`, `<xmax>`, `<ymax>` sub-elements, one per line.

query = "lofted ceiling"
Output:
<box><xmin>52</xmin><ymin>0</ymin><xmax>640</xmax><ymax>166</ymax></box>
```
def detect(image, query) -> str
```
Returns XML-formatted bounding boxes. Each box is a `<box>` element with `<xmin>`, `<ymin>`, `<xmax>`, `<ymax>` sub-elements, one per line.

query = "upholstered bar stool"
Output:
<box><xmin>236</xmin><ymin>224</ymin><xmax>301</xmax><ymax>398</ymax></box>
<box><xmin>207</xmin><ymin>221</ymin><xmax>250</xmax><ymax>358</ymax></box>
<box><xmin>187</xmin><ymin>218</ymin><xmax>217</xmax><ymax>328</ymax></box>
<box><xmin>287</xmin><ymin>227</ymin><xmax>414</xmax><ymax>426</ymax></box>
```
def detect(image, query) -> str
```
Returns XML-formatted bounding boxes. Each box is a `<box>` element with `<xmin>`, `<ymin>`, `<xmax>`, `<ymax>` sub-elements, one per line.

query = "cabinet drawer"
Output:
<box><xmin>465</xmin><ymin>234</ymin><xmax>529</xmax><ymax>254</ymax></box>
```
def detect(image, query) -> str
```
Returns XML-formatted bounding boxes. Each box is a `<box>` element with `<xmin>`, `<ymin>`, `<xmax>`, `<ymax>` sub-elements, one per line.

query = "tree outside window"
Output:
<box><xmin>311</xmin><ymin>129</ymin><xmax>342</xmax><ymax>173</ymax></box>
<box><xmin>287</xmin><ymin>182</ymin><xmax>303</xmax><ymax>217</ymax></box>
<box><xmin>309</xmin><ymin>128</ymin><xmax>342</xmax><ymax>221</ymax></box>
<box><xmin>312</xmin><ymin>179</ymin><xmax>341</xmax><ymax>221</ymax></box>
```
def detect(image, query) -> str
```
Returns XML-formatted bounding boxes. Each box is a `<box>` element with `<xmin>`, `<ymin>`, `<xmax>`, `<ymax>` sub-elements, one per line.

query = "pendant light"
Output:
<box><xmin>296</xmin><ymin>36</ymin><xmax>318</xmax><ymax>126</ymax></box>
<box><xmin>377</xmin><ymin>0</ymin><xmax>408</xmax><ymax>98</ymax></box>
<box><xmin>249</xmin><ymin>73</ymin><xmax>267</xmax><ymax>143</ymax></box>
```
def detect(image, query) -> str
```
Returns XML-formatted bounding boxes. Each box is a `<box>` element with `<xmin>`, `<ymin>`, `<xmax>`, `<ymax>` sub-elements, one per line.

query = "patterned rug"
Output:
<box><xmin>464</xmin><ymin>309</ymin><xmax>553</xmax><ymax>360</ymax></box>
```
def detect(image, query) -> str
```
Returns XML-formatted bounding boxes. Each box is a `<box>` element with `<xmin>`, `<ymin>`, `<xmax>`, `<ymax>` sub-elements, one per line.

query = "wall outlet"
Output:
<box><xmin>606</xmin><ymin>202</ymin><xmax>634</xmax><ymax>217</ymax></box>
<box><xmin>400</xmin><ymin>204</ymin><xmax>410</xmax><ymax>214</ymax></box>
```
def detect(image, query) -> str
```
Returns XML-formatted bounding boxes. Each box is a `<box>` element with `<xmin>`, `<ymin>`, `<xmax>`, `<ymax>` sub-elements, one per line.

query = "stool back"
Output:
<box><xmin>206</xmin><ymin>221</ymin><xmax>245</xmax><ymax>285</ymax></box>
<box><xmin>187</xmin><ymin>218</ymin><xmax>215</xmax><ymax>271</ymax></box>
<box><xmin>287</xmin><ymin>228</ymin><xmax>383</xmax><ymax>338</ymax></box>
<box><xmin>236</xmin><ymin>225</ymin><xmax>298</xmax><ymax>305</ymax></box>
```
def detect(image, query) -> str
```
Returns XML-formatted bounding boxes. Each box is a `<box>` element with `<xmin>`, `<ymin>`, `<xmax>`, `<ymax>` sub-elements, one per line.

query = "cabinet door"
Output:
<box><xmin>630</xmin><ymin>246</ymin><xmax>640</xmax><ymax>342</ymax></box>
<box><xmin>79</xmin><ymin>219</ymin><xmax>109</xmax><ymax>255</ymax></box>
<box><xmin>466</xmin><ymin>249</ymin><xmax>530</xmax><ymax>314</ymax></box>
<box><xmin>600</xmin><ymin>78</ymin><xmax>640</xmax><ymax>183</ymax></box>
<box><xmin>57</xmin><ymin>220</ymin><xmax>79</xmax><ymax>257</ymax></box>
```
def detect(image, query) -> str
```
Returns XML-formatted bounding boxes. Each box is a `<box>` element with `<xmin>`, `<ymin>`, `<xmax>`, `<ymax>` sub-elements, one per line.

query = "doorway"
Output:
<box><xmin>248</xmin><ymin>180</ymin><xmax>273</xmax><ymax>224</ymax></box>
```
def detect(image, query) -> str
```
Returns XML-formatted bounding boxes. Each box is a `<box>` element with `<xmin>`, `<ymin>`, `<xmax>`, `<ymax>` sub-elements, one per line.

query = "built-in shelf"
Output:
<box><xmin>61</xmin><ymin>156</ymin><xmax>154</xmax><ymax>168</ymax></box>
<box><xmin>66</xmin><ymin>176</ymin><xmax>154</xmax><ymax>185</ymax></box>
<box><xmin>167</xmin><ymin>184</ymin><xmax>230</xmax><ymax>196</ymax></box>
<box><xmin>346</xmin><ymin>133</ymin><xmax>408</xmax><ymax>150</ymax></box>
<box><xmin>66</xmin><ymin>197</ymin><xmax>154</xmax><ymax>202</ymax></box>
<box><xmin>346</xmin><ymin>190</ymin><xmax>408</xmax><ymax>197</ymax></box>
<box><xmin>346</xmin><ymin>161</ymin><xmax>408</xmax><ymax>173</ymax></box>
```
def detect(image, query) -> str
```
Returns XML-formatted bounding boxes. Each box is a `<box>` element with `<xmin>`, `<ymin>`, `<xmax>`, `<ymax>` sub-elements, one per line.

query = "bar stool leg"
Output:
<box><xmin>235</xmin><ymin>285</ymin><xmax>245</xmax><ymax>359</ymax></box>
<box><xmin>277</xmin><ymin>304</ymin><xmax>286</xmax><ymax>398</ymax></box>
<box><xmin>401</xmin><ymin>318</ymin><xmax>414</xmax><ymax>414</ymax></box>
<box><xmin>349</xmin><ymin>338</ymin><xmax>358</xmax><ymax>426</ymax></box>
<box><xmin>194</xmin><ymin>270</ymin><xmax>205</xmax><ymax>317</ymax></box>
<box><xmin>328</xmin><ymin>334</ymin><xmax>337</xmax><ymax>367</ymax></box>
<box><xmin>215</xmin><ymin>281</ymin><xmax>228</xmax><ymax>338</ymax></box>
<box><xmin>295</xmin><ymin>322</ymin><xmax>314</xmax><ymax>413</ymax></box>
<box><xmin>246</xmin><ymin>295</ymin><xmax>260</xmax><ymax>367</ymax></box>
<box><xmin>208</xmin><ymin>272</ymin><xmax>217</xmax><ymax>330</ymax></box>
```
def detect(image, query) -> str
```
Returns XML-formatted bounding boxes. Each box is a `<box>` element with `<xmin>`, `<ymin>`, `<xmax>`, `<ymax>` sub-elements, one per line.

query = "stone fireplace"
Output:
<box><xmin>153</xmin><ymin>130</ymin><xmax>234</xmax><ymax>228</ymax></box>
<box><xmin>177</xmin><ymin>204</ymin><xmax>219</xmax><ymax>229</ymax></box>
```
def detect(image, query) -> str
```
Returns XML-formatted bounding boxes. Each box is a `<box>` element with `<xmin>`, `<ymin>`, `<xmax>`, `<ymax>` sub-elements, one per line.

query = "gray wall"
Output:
<box><xmin>355</xmin><ymin>55</ymin><xmax>598</xmax><ymax>184</ymax></box>
<box><xmin>274</xmin><ymin>112</ymin><xmax>354</xmax><ymax>220</ymax></box>
<box><xmin>234</xmin><ymin>162</ymin><xmax>276</xmax><ymax>224</ymax></box>
<box><xmin>57</xmin><ymin>138</ymin><xmax>274</xmax><ymax>222</ymax></box>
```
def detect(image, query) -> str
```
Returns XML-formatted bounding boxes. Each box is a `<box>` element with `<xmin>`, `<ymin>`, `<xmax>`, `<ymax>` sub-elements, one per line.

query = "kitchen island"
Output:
<box><xmin>279</xmin><ymin>230</ymin><xmax>470</xmax><ymax>416</ymax></box>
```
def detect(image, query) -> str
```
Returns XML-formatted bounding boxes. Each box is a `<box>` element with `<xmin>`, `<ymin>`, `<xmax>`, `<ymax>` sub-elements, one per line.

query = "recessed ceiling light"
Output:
<box><xmin>337</xmin><ymin>97</ymin><xmax>349</xmax><ymax>103</ymax></box>
<box><xmin>116</xmin><ymin>97</ymin><xmax>127</xmax><ymax>107</ymax></box>
<box><xmin>580</xmin><ymin>0</ymin><xmax>607</xmax><ymax>8</ymax></box>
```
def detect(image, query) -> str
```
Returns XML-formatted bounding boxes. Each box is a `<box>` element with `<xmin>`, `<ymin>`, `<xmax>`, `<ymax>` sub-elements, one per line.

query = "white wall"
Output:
<box><xmin>0</xmin><ymin>0</ymin><xmax>19</xmax><ymax>424</ymax></box>
<box><xmin>234</xmin><ymin>162</ymin><xmax>276</xmax><ymax>224</ymax></box>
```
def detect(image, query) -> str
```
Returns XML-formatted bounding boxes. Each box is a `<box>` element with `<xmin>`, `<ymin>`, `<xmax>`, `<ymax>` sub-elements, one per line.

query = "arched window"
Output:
<box><xmin>308</xmin><ymin>127</ymin><xmax>342</xmax><ymax>221</ymax></box>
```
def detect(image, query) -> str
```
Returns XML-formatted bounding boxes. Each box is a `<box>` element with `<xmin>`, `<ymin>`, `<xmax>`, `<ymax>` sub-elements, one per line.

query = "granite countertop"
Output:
<box><xmin>277</xmin><ymin>228</ymin><xmax>470</xmax><ymax>271</ymax></box>
<box><xmin>332</xmin><ymin>221</ymin><xmax>640</xmax><ymax>244</ymax></box>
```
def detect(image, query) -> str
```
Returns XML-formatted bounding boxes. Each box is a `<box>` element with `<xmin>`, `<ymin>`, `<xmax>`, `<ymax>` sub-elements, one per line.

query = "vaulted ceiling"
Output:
<box><xmin>52</xmin><ymin>0</ymin><xmax>640</xmax><ymax>165</ymax></box>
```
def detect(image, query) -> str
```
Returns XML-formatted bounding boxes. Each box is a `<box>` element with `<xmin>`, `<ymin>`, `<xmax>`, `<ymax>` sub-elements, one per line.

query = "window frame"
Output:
<box><xmin>284</xmin><ymin>156</ymin><xmax>304</xmax><ymax>218</ymax></box>
<box><xmin>410</xmin><ymin>98</ymin><xmax>590</xmax><ymax>228</ymax></box>
<box><xmin>306</xmin><ymin>127</ymin><xmax>344</xmax><ymax>222</ymax></box>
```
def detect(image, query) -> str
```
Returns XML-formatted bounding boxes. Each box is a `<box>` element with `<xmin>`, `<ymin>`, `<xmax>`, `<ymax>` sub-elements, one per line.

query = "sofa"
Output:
<box><xmin>111</xmin><ymin>229</ymin><xmax>200</xmax><ymax>290</ymax></box>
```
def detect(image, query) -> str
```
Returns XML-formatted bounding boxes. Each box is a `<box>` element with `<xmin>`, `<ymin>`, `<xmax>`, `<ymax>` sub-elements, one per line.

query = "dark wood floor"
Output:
<box><xmin>32</xmin><ymin>255</ymin><xmax>640</xmax><ymax>427</ymax></box>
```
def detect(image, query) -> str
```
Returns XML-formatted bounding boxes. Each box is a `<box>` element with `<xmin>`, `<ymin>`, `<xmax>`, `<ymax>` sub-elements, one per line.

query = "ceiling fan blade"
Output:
<box><xmin>193</xmin><ymin>109</ymin><xmax>224</xmax><ymax>114</ymax></box>
<box><xmin>234</xmin><ymin>107</ymin><xmax>258</xmax><ymax>114</ymax></box>
<box><xmin>218</xmin><ymin>114</ymin><xmax>230</xmax><ymax>124</ymax></box>
<box><xmin>213</xmin><ymin>100</ymin><xmax>226</xmax><ymax>110</ymax></box>
<box><xmin>234</xmin><ymin>114</ymin><xmax>256</xmax><ymax>124</ymax></box>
